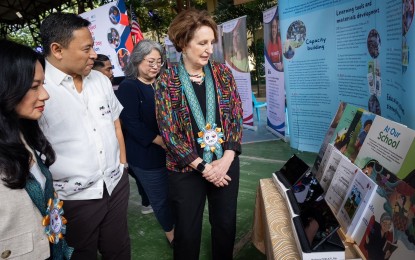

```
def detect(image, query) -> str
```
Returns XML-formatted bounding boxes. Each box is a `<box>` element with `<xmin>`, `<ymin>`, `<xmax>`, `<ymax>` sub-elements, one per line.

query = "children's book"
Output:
<box><xmin>312</xmin><ymin>102</ymin><xmax>346</xmax><ymax>175</ymax></box>
<box><xmin>335</xmin><ymin>169</ymin><xmax>378</xmax><ymax>238</ymax></box>
<box><xmin>354</xmin><ymin>116</ymin><xmax>415</xmax><ymax>175</ymax></box>
<box><xmin>325</xmin><ymin>156</ymin><xmax>358</xmax><ymax>214</ymax></box>
<box><xmin>351</xmin><ymin>163</ymin><xmax>415</xmax><ymax>259</ymax></box>
<box><xmin>307</xmin><ymin>104</ymin><xmax>415</xmax><ymax>258</ymax></box>
<box><xmin>396</xmin><ymin>139</ymin><xmax>415</xmax><ymax>189</ymax></box>
<box><xmin>315</xmin><ymin>143</ymin><xmax>343</xmax><ymax>191</ymax></box>
<box><xmin>330</xmin><ymin>104</ymin><xmax>364</xmax><ymax>159</ymax></box>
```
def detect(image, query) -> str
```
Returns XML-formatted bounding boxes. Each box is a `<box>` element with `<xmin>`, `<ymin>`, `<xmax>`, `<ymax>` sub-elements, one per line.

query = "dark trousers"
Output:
<box><xmin>128</xmin><ymin>167</ymin><xmax>150</xmax><ymax>206</ymax></box>
<box><xmin>63</xmin><ymin>171</ymin><xmax>131</xmax><ymax>260</ymax></box>
<box><xmin>169</xmin><ymin>157</ymin><xmax>240</xmax><ymax>260</ymax></box>
<box><xmin>130</xmin><ymin>165</ymin><xmax>174</xmax><ymax>232</ymax></box>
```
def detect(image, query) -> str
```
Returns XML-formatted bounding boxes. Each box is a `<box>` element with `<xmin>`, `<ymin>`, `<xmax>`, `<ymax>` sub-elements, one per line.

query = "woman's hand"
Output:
<box><xmin>202</xmin><ymin>165</ymin><xmax>230</xmax><ymax>185</ymax></box>
<box><xmin>153</xmin><ymin>135</ymin><xmax>167</xmax><ymax>150</ymax></box>
<box><xmin>203</xmin><ymin>150</ymin><xmax>235</xmax><ymax>187</ymax></box>
<box><xmin>202</xmin><ymin>167</ymin><xmax>231</xmax><ymax>187</ymax></box>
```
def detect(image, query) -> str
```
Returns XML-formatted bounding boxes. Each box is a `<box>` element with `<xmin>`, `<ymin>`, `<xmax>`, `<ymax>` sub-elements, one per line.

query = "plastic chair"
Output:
<box><xmin>252</xmin><ymin>92</ymin><xmax>267</xmax><ymax>121</ymax></box>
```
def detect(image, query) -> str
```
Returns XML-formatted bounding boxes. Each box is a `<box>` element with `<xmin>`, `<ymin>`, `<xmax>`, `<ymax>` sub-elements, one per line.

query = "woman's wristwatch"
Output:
<box><xmin>196</xmin><ymin>160</ymin><xmax>207</xmax><ymax>173</ymax></box>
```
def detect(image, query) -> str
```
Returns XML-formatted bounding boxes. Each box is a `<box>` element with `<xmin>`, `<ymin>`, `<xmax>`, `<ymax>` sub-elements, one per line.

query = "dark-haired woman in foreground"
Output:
<box><xmin>0</xmin><ymin>39</ymin><xmax>72</xmax><ymax>259</ymax></box>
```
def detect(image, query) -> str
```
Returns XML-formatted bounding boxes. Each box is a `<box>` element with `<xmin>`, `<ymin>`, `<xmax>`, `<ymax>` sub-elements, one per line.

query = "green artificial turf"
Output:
<box><xmin>127</xmin><ymin>139</ymin><xmax>317</xmax><ymax>259</ymax></box>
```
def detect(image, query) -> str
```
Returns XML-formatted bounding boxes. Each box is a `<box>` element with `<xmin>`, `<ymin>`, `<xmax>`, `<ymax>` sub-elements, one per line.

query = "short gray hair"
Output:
<box><xmin>124</xmin><ymin>39</ymin><xmax>163</xmax><ymax>79</ymax></box>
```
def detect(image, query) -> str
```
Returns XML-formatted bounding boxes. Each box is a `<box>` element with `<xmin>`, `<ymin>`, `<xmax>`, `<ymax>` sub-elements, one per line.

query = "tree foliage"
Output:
<box><xmin>127</xmin><ymin>0</ymin><xmax>206</xmax><ymax>42</ymax></box>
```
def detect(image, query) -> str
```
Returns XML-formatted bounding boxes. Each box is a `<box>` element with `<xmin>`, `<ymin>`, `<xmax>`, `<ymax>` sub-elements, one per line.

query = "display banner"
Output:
<box><xmin>164</xmin><ymin>36</ymin><xmax>181</xmax><ymax>68</ymax></box>
<box><xmin>222</xmin><ymin>16</ymin><xmax>254</xmax><ymax>126</ymax></box>
<box><xmin>402</xmin><ymin>0</ymin><xmax>415</xmax><ymax>127</ymax></box>
<box><xmin>212</xmin><ymin>25</ymin><xmax>225</xmax><ymax>64</ymax></box>
<box><xmin>279</xmin><ymin>0</ymin><xmax>406</xmax><ymax>152</ymax></box>
<box><xmin>263</xmin><ymin>6</ymin><xmax>286</xmax><ymax>138</ymax></box>
<box><xmin>80</xmin><ymin>0</ymin><xmax>134</xmax><ymax>77</ymax></box>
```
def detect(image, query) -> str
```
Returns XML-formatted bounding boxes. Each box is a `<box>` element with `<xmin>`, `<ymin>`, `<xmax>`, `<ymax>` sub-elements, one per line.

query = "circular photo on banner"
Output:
<box><xmin>107</xmin><ymin>28</ymin><xmax>120</xmax><ymax>49</ymax></box>
<box><xmin>283</xmin><ymin>40</ymin><xmax>295</xmax><ymax>59</ymax></box>
<box><xmin>117</xmin><ymin>48</ymin><xmax>130</xmax><ymax>71</ymax></box>
<box><xmin>109</xmin><ymin>6</ymin><xmax>121</xmax><ymax>25</ymax></box>
<box><xmin>367</xmin><ymin>29</ymin><xmax>381</xmax><ymax>59</ymax></box>
<box><xmin>286</xmin><ymin>20</ymin><xmax>306</xmax><ymax>48</ymax></box>
<box><xmin>368</xmin><ymin>94</ymin><xmax>381</xmax><ymax>115</ymax></box>
<box><xmin>403</xmin><ymin>0</ymin><xmax>414</xmax><ymax>36</ymax></box>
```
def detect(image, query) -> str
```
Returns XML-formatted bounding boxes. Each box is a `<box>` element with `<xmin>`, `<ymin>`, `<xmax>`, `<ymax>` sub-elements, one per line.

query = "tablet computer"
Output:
<box><xmin>275</xmin><ymin>154</ymin><xmax>311</xmax><ymax>189</ymax></box>
<box><xmin>298</xmin><ymin>199</ymin><xmax>340</xmax><ymax>251</ymax></box>
<box><xmin>292</xmin><ymin>171</ymin><xmax>324</xmax><ymax>205</ymax></box>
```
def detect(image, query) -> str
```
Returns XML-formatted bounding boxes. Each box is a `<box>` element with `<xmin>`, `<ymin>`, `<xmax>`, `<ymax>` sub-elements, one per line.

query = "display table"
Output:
<box><xmin>252</xmin><ymin>178</ymin><xmax>362</xmax><ymax>260</ymax></box>
<box><xmin>252</xmin><ymin>178</ymin><xmax>300</xmax><ymax>259</ymax></box>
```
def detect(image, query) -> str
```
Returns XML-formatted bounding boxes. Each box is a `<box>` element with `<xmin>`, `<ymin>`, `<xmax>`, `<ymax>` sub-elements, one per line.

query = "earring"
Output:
<box><xmin>182</xmin><ymin>51</ymin><xmax>187</xmax><ymax>55</ymax></box>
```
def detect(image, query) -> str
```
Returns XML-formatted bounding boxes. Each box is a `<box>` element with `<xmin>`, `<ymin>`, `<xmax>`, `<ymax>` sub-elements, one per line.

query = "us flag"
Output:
<box><xmin>130</xmin><ymin>6</ymin><xmax>144</xmax><ymax>44</ymax></box>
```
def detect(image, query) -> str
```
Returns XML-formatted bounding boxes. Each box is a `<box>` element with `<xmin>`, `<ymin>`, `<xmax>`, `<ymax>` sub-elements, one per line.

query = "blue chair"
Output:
<box><xmin>252</xmin><ymin>93</ymin><xmax>267</xmax><ymax>121</ymax></box>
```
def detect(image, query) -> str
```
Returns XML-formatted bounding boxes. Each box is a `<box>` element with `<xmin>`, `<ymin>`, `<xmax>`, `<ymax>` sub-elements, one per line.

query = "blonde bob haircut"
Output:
<box><xmin>167</xmin><ymin>8</ymin><xmax>218</xmax><ymax>53</ymax></box>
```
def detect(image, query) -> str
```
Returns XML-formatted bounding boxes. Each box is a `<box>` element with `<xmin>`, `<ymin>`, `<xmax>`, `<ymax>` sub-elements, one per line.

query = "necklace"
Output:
<box><xmin>188</xmin><ymin>71</ymin><xmax>205</xmax><ymax>85</ymax></box>
<box><xmin>187</xmin><ymin>71</ymin><xmax>204</xmax><ymax>77</ymax></box>
<box><xmin>137</xmin><ymin>76</ymin><xmax>154</xmax><ymax>84</ymax></box>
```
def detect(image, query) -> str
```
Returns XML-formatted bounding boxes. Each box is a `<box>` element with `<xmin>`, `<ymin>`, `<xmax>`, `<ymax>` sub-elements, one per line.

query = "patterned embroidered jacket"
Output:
<box><xmin>155</xmin><ymin>61</ymin><xmax>243</xmax><ymax>172</ymax></box>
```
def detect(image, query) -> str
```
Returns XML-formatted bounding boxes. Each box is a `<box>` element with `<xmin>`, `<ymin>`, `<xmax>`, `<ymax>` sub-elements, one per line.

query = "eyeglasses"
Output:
<box><xmin>144</xmin><ymin>59</ymin><xmax>164</xmax><ymax>67</ymax></box>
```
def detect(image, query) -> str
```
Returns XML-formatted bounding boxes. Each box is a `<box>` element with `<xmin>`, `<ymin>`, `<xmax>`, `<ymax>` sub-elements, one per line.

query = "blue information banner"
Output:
<box><xmin>279</xmin><ymin>0</ymin><xmax>412</xmax><ymax>152</ymax></box>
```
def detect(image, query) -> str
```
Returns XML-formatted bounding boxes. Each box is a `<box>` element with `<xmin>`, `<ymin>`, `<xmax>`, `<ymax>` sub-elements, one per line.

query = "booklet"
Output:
<box><xmin>396</xmin><ymin>138</ymin><xmax>415</xmax><ymax>189</ymax></box>
<box><xmin>315</xmin><ymin>143</ymin><xmax>343</xmax><ymax>191</ymax></box>
<box><xmin>336</xmin><ymin>170</ymin><xmax>378</xmax><ymax>238</ymax></box>
<box><xmin>310</xmin><ymin>103</ymin><xmax>415</xmax><ymax>258</ymax></box>
<box><xmin>312</xmin><ymin>102</ymin><xmax>346</xmax><ymax>175</ymax></box>
<box><xmin>351</xmin><ymin>163</ymin><xmax>415</xmax><ymax>259</ymax></box>
<box><xmin>330</xmin><ymin>104</ymin><xmax>364</xmax><ymax>159</ymax></box>
<box><xmin>325</xmin><ymin>156</ymin><xmax>357</xmax><ymax>214</ymax></box>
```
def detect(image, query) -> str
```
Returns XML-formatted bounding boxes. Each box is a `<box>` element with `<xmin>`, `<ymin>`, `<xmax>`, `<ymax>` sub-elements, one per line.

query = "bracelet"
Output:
<box><xmin>121</xmin><ymin>163</ymin><xmax>128</xmax><ymax>169</ymax></box>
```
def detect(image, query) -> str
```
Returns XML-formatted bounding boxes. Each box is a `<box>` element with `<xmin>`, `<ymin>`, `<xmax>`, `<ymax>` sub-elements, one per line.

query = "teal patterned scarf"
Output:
<box><xmin>25</xmin><ymin>152</ymin><xmax>73</xmax><ymax>259</ymax></box>
<box><xmin>178</xmin><ymin>59</ymin><xmax>224</xmax><ymax>162</ymax></box>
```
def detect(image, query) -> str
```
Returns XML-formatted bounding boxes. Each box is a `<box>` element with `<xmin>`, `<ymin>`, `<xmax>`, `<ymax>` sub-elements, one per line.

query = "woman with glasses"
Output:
<box><xmin>155</xmin><ymin>9</ymin><xmax>243</xmax><ymax>260</ymax></box>
<box><xmin>116</xmin><ymin>39</ymin><xmax>174</xmax><ymax>246</ymax></box>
